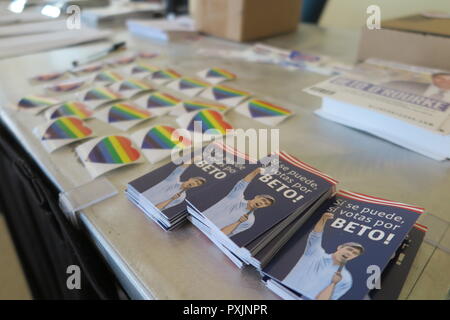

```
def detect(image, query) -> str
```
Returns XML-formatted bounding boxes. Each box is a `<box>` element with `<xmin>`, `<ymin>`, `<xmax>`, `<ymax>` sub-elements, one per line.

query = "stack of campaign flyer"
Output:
<box><xmin>304</xmin><ymin>58</ymin><xmax>450</xmax><ymax>160</ymax></box>
<box><xmin>186</xmin><ymin>152</ymin><xmax>338</xmax><ymax>269</ymax></box>
<box><xmin>126</xmin><ymin>142</ymin><xmax>258</xmax><ymax>230</ymax></box>
<box><xmin>262</xmin><ymin>189</ymin><xmax>424</xmax><ymax>300</ymax></box>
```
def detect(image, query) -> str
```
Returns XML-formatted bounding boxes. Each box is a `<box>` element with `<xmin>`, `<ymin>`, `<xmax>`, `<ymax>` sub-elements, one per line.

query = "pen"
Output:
<box><xmin>72</xmin><ymin>41</ymin><xmax>127</xmax><ymax>67</ymax></box>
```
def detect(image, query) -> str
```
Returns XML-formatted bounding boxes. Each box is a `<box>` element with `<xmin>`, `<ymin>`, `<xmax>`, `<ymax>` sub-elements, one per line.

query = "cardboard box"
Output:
<box><xmin>195</xmin><ymin>0</ymin><xmax>302</xmax><ymax>42</ymax></box>
<box><xmin>358</xmin><ymin>14</ymin><xmax>450</xmax><ymax>70</ymax></box>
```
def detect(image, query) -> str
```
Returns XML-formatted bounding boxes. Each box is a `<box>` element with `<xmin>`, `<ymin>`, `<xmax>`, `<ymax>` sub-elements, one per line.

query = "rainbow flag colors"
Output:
<box><xmin>119</xmin><ymin>79</ymin><xmax>153</xmax><ymax>91</ymax></box>
<box><xmin>151</xmin><ymin>69</ymin><xmax>181</xmax><ymax>81</ymax></box>
<box><xmin>146</xmin><ymin>92</ymin><xmax>181</xmax><ymax>108</ymax></box>
<box><xmin>83</xmin><ymin>87</ymin><xmax>122</xmax><ymax>101</ymax></box>
<box><xmin>32</xmin><ymin>72</ymin><xmax>65</xmax><ymax>82</ymax></box>
<box><xmin>49</xmin><ymin>101</ymin><xmax>93</xmax><ymax>120</ymax></box>
<box><xmin>182</xmin><ymin>101</ymin><xmax>228</xmax><ymax>113</ymax></box>
<box><xmin>94</xmin><ymin>71</ymin><xmax>124</xmax><ymax>83</ymax></box>
<box><xmin>131</xmin><ymin>63</ymin><xmax>160</xmax><ymax>75</ymax></box>
<box><xmin>186</xmin><ymin>110</ymin><xmax>233</xmax><ymax>134</ymax></box>
<box><xmin>247</xmin><ymin>99</ymin><xmax>292</xmax><ymax>118</ymax></box>
<box><xmin>206</xmin><ymin>68</ymin><xmax>236</xmax><ymax>80</ymax></box>
<box><xmin>43</xmin><ymin>117</ymin><xmax>92</xmax><ymax>140</ymax></box>
<box><xmin>87</xmin><ymin>136</ymin><xmax>140</xmax><ymax>164</ymax></box>
<box><xmin>178</xmin><ymin>77</ymin><xmax>210</xmax><ymax>90</ymax></box>
<box><xmin>211</xmin><ymin>85</ymin><xmax>251</xmax><ymax>100</ymax></box>
<box><xmin>108</xmin><ymin>103</ymin><xmax>151</xmax><ymax>123</ymax></box>
<box><xmin>142</xmin><ymin>125</ymin><xmax>191</xmax><ymax>150</ymax></box>
<box><xmin>18</xmin><ymin>95</ymin><xmax>60</xmax><ymax>109</ymax></box>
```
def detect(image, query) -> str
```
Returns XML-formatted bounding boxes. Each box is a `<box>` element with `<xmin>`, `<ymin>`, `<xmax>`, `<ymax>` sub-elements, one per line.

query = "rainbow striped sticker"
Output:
<box><xmin>167</xmin><ymin>77</ymin><xmax>210</xmax><ymax>97</ymax></box>
<box><xmin>72</xmin><ymin>63</ymin><xmax>104</xmax><ymax>75</ymax></box>
<box><xmin>118</xmin><ymin>79</ymin><xmax>153</xmax><ymax>92</ymax></box>
<box><xmin>141</xmin><ymin>125</ymin><xmax>191</xmax><ymax>150</ymax></box>
<box><xmin>43</xmin><ymin>116</ymin><xmax>93</xmax><ymax>140</ymax></box>
<box><xmin>150</xmin><ymin>69</ymin><xmax>181</xmax><ymax>84</ymax></box>
<box><xmin>94</xmin><ymin>70</ymin><xmax>124</xmax><ymax>83</ymax></box>
<box><xmin>87</xmin><ymin>136</ymin><xmax>141</xmax><ymax>164</ymax></box>
<box><xmin>30</xmin><ymin>72</ymin><xmax>66</xmax><ymax>83</ymax></box>
<box><xmin>198</xmin><ymin>68</ymin><xmax>236</xmax><ymax>84</ymax></box>
<box><xmin>236</xmin><ymin>99</ymin><xmax>293</xmax><ymax>126</ymax></box>
<box><xmin>108</xmin><ymin>103</ymin><xmax>151</xmax><ymax>123</ymax></box>
<box><xmin>138</xmin><ymin>52</ymin><xmax>159</xmax><ymax>59</ymax></box>
<box><xmin>131</xmin><ymin>63</ymin><xmax>160</xmax><ymax>75</ymax></box>
<box><xmin>18</xmin><ymin>95</ymin><xmax>61</xmax><ymax>111</ymax></box>
<box><xmin>108</xmin><ymin>55</ymin><xmax>137</xmax><ymax>66</ymax></box>
<box><xmin>170</xmin><ymin>100</ymin><xmax>228</xmax><ymax>116</ymax></box>
<box><xmin>201</xmin><ymin>85</ymin><xmax>251</xmax><ymax>107</ymax></box>
<box><xmin>179</xmin><ymin>109</ymin><xmax>233</xmax><ymax>135</ymax></box>
<box><xmin>83</xmin><ymin>87</ymin><xmax>123</xmax><ymax>101</ymax></box>
<box><xmin>48</xmin><ymin>101</ymin><xmax>93</xmax><ymax>120</ymax></box>
<box><xmin>134</xmin><ymin>92</ymin><xmax>181</xmax><ymax>115</ymax></box>
<box><xmin>45</xmin><ymin>78</ymin><xmax>88</xmax><ymax>93</ymax></box>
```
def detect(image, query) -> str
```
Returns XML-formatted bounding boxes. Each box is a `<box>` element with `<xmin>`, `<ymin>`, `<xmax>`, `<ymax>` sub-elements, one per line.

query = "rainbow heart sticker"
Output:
<box><xmin>211</xmin><ymin>85</ymin><xmax>250</xmax><ymax>100</ymax></box>
<box><xmin>131</xmin><ymin>63</ymin><xmax>160</xmax><ymax>75</ymax></box>
<box><xmin>43</xmin><ymin>117</ymin><xmax>92</xmax><ymax>140</ymax></box>
<box><xmin>72</xmin><ymin>63</ymin><xmax>103</xmax><ymax>75</ymax></box>
<box><xmin>83</xmin><ymin>87</ymin><xmax>122</xmax><ymax>101</ymax></box>
<box><xmin>206</xmin><ymin>68</ymin><xmax>236</xmax><ymax>80</ymax></box>
<box><xmin>141</xmin><ymin>125</ymin><xmax>191</xmax><ymax>150</ymax></box>
<box><xmin>87</xmin><ymin>136</ymin><xmax>140</xmax><ymax>164</ymax></box>
<box><xmin>182</xmin><ymin>101</ymin><xmax>228</xmax><ymax>113</ymax></box>
<box><xmin>94</xmin><ymin>70</ymin><xmax>124</xmax><ymax>83</ymax></box>
<box><xmin>18</xmin><ymin>95</ymin><xmax>60</xmax><ymax>109</ymax></box>
<box><xmin>46</xmin><ymin>79</ymin><xmax>87</xmax><ymax>93</ymax></box>
<box><xmin>145</xmin><ymin>92</ymin><xmax>181</xmax><ymax>108</ymax></box>
<box><xmin>178</xmin><ymin>78</ymin><xmax>209</xmax><ymax>90</ymax></box>
<box><xmin>49</xmin><ymin>101</ymin><xmax>93</xmax><ymax>120</ymax></box>
<box><xmin>186</xmin><ymin>110</ymin><xmax>233</xmax><ymax>134</ymax></box>
<box><xmin>31</xmin><ymin>72</ymin><xmax>65</xmax><ymax>82</ymax></box>
<box><xmin>151</xmin><ymin>69</ymin><xmax>181</xmax><ymax>81</ymax></box>
<box><xmin>108</xmin><ymin>103</ymin><xmax>151</xmax><ymax>123</ymax></box>
<box><xmin>247</xmin><ymin>99</ymin><xmax>292</xmax><ymax>118</ymax></box>
<box><xmin>118</xmin><ymin>79</ymin><xmax>153</xmax><ymax>92</ymax></box>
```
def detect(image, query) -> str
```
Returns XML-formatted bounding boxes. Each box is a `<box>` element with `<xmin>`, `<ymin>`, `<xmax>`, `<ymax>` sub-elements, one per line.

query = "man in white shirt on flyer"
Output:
<box><xmin>283</xmin><ymin>212</ymin><xmax>364</xmax><ymax>300</ymax></box>
<box><xmin>142</xmin><ymin>161</ymin><xmax>206</xmax><ymax>211</ymax></box>
<box><xmin>203</xmin><ymin>168</ymin><xmax>275</xmax><ymax>237</ymax></box>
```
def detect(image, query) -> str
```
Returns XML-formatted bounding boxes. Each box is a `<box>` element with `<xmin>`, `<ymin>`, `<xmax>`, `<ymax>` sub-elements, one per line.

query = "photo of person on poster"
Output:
<box><xmin>383</xmin><ymin>72</ymin><xmax>450</xmax><ymax>102</ymax></box>
<box><xmin>283</xmin><ymin>212</ymin><xmax>365</xmax><ymax>300</ymax></box>
<box><xmin>141</xmin><ymin>161</ymin><xmax>206</xmax><ymax>211</ymax></box>
<box><xmin>203</xmin><ymin>168</ymin><xmax>275</xmax><ymax>237</ymax></box>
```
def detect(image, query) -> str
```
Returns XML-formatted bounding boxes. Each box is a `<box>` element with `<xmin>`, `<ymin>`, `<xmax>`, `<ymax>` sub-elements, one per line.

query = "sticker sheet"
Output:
<box><xmin>76</xmin><ymin>135</ymin><xmax>143</xmax><ymax>179</ymax></box>
<box><xmin>17</xmin><ymin>95</ymin><xmax>62</xmax><ymax>114</ymax></box>
<box><xmin>94</xmin><ymin>102</ymin><xmax>155</xmax><ymax>131</ymax></box>
<box><xmin>169</xmin><ymin>100</ymin><xmax>229</xmax><ymax>116</ymax></box>
<box><xmin>200</xmin><ymin>84</ymin><xmax>251</xmax><ymax>107</ymax></box>
<box><xmin>235</xmin><ymin>99</ymin><xmax>294</xmax><ymax>126</ymax></box>
<box><xmin>134</xmin><ymin>92</ymin><xmax>181</xmax><ymax>116</ymax></box>
<box><xmin>131</xmin><ymin>124</ymin><xmax>192</xmax><ymax>163</ymax></box>
<box><xmin>33</xmin><ymin>116</ymin><xmax>94</xmax><ymax>152</ymax></box>
<box><xmin>166</xmin><ymin>77</ymin><xmax>210</xmax><ymax>98</ymax></box>
<box><xmin>197</xmin><ymin>68</ymin><xmax>236</xmax><ymax>84</ymax></box>
<box><xmin>45</xmin><ymin>101</ymin><xmax>94</xmax><ymax>120</ymax></box>
<box><xmin>176</xmin><ymin>109</ymin><xmax>234</xmax><ymax>141</ymax></box>
<box><xmin>109</xmin><ymin>78</ymin><xmax>154</xmax><ymax>99</ymax></box>
<box><xmin>77</xmin><ymin>86</ymin><xmax>123</xmax><ymax>109</ymax></box>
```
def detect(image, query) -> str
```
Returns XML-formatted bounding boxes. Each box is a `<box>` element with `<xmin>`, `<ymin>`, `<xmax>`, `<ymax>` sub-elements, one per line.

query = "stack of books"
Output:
<box><xmin>305</xmin><ymin>58</ymin><xmax>450</xmax><ymax>161</ymax></box>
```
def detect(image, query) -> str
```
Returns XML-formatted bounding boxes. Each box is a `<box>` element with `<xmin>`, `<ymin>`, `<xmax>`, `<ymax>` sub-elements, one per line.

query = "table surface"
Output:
<box><xmin>0</xmin><ymin>23</ymin><xmax>449</xmax><ymax>300</ymax></box>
